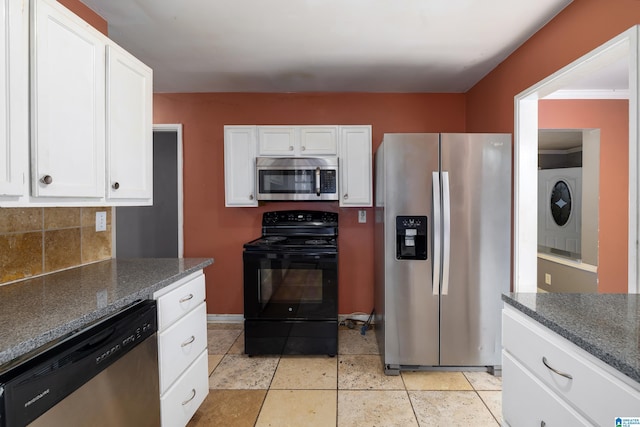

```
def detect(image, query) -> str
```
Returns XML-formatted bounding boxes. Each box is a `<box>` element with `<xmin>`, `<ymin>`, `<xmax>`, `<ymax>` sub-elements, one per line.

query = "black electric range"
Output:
<box><xmin>243</xmin><ymin>210</ymin><xmax>338</xmax><ymax>356</ymax></box>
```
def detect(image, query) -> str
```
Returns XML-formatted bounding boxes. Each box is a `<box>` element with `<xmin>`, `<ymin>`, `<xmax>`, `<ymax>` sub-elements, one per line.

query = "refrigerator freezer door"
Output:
<box><xmin>381</xmin><ymin>133</ymin><xmax>440</xmax><ymax>367</ymax></box>
<box><xmin>439</xmin><ymin>133</ymin><xmax>512</xmax><ymax>367</ymax></box>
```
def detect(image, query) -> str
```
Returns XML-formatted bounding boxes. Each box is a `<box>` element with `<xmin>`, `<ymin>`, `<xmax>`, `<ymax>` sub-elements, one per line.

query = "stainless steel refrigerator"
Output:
<box><xmin>374</xmin><ymin>133</ymin><xmax>511</xmax><ymax>375</ymax></box>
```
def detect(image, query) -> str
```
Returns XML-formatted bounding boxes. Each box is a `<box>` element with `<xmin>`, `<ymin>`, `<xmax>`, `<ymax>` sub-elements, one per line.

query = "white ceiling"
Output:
<box><xmin>80</xmin><ymin>0</ymin><xmax>573</xmax><ymax>93</ymax></box>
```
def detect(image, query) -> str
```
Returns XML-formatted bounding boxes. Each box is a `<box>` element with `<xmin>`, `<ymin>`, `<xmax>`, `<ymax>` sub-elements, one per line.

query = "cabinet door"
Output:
<box><xmin>0</xmin><ymin>0</ymin><xmax>28</xmax><ymax>197</ymax></box>
<box><xmin>257</xmin><ymin>126</ymin><xmax>296</xmax><ymax>155</ymax></box>
<box><xmin>339</xmin><ymin>126</ymin><xmax>372</xmax><ymax>207</ymax></box>
<box><xmin>224</xmin><ymin>126</ymin><xmax>258</xmax><ymax>206</ymax></box>
<box><xmin>106</xmin><ymin>44</ymin><xmax>153</xmax><ymax>202</ymax></box>
<box><xmin>300</xmin><ymin>126</ymin><xmax>338</xmax><ymax>155</ymax></box>
<box><xmin>31</xmin><ymin>0</ymin><xmax>105</xmax><ymax>198</ymax></box>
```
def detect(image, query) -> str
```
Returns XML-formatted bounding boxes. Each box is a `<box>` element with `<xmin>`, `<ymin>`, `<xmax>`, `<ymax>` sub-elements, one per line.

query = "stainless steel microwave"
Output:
<box><xmin>256</xmin><ymin>157</ymin><xmax>339</xmax><ymax>201</ymax></box>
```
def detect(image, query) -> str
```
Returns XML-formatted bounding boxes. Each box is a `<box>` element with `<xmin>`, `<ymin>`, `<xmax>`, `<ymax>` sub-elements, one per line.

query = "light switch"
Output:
<box><xmin>544</xmin><ymin>273</ymin><xmax>551</xmax><ymax>285</ymax></box>
<box><xmin>358</xmin><ymin>210</ymin><xmax>366</xmax><ymax>223</ymax></box>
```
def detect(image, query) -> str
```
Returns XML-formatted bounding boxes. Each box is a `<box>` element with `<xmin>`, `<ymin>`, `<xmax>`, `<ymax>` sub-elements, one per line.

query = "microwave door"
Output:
<box><xmin>259</xmin><ymin>170</ymin><xmax>314</xmax><ymax>194</ymax></box>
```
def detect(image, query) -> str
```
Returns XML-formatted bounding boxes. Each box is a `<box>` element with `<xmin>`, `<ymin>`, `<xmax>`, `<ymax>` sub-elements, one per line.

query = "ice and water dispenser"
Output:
<box><xmin>396</xmin><ymin>216</ymin><xmax>427</xmax><ymax>260</ymax></box>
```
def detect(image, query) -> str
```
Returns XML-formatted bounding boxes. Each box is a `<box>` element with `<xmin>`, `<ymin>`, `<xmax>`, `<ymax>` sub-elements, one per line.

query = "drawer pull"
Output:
<box><xmin>181</xmin><ymin>389</ymin><xmax>196</xmax><ymax>406</ymax></box>
<box><xmin>181</xmin><ymin>335</ymin><xmax>196</xmax><ymax>347</ymax></box>
<box><xmin>542</xmin><ymin>356</ymin><xmax>573</xmax><ymax>380</ymax></box>
<box><xmin>179</xmin><ymin>294</ymin><xmax>194</xmax><ymax>303</ymax></box>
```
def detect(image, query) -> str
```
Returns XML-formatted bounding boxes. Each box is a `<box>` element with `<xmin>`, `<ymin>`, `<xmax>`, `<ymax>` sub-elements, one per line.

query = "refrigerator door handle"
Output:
<box><xmin>432</xmin><ymin>171</ymin><xmax>441</xmax><ymax>296</ymax></box>
<box><xmin>442</xmin><ymin>171</ymin><xmax>451</xmax><ymax>295</ymax></box>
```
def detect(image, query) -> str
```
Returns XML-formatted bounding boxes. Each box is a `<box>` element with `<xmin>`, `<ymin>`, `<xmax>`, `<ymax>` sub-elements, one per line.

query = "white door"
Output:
<box><xmin>0</xmin><ymin>0</ymin><xmax>28</xmax><ymax>197</ymax></box>
<box><xmin>339</xmin><ymin>126</ymin><xmax>372</xmax><ymax>207</ymax></box>
<box><xmin>300</xmin><ymin>126</ymin><xmax>338</xmax><ymax>155</ymax></box>
<box><xmin>224</xmin><ymin>126</ymin><xmax>258</xmax><ymax>206</ymax></box>
<box><xmin>538</xmin><ymin>168</ymin><xmax>582</xmax><ymax>253</ymax></box>
<box><xmin>106</xmin><ymin>43</ymin><xmax>153</xmax><ymax>202</ymax></box>
<box><xmin>257</xmin><ymin>126</ymin><xmax>296</xmax><ymax>156</ymax></box>
<box><xmin>31</xmin><ymin>0</ymin><xmax>105</xmax><ymax>198</ymax></box>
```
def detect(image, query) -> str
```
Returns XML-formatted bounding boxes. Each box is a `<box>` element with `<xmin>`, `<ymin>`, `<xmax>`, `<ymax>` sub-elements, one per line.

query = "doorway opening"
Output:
<box><xmin>115</xmin><ymin>124</ymin><xmax>184</xmax><ymax>258</ymax></box>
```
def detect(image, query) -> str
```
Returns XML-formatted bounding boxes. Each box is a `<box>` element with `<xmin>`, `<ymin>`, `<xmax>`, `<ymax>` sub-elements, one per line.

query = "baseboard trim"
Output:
<box><xmin>207</xmin><ymin>313</ymin><xmax>375</xmax><ymax>324</ymax></box>
<box><xmin>207</xmin><ymin>314</ymin><xmax>243</xmax><ymax>323</ymax></box>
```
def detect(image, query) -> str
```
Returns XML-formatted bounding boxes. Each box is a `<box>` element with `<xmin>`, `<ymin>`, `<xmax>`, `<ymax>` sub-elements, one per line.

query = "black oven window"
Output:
<box><xmin>259</xmin><ymin>170</ymin><xmax>314</xmax><ymax>193</ymax></box>
<box><xmin>260</xmin><ymin>267</ymin><xmax>323</xmax><ymax>304</ymax></box>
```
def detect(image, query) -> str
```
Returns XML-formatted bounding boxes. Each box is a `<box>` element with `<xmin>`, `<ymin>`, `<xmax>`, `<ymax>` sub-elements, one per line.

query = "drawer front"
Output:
<box><xmin>160</xmin><ymin>350</ymin><xmax>209</xmax><ymax>427</ymax></box>
<box><xmin>157</xmin><ymin>272</ymin><xmax>206</xmax><ymax>330</ymax></box>
<box><xmin>158</xmin><ymin>302</ymin><xmax>208</xmax><ymax>393</ymax></box>
<box><xmin>503</xmin><ymin>351</ymin><xmax>592</xmax><ymax>426</ymax></box>
<box><xmin>503</xmin><ymin>308</ymin><xmax>640</xmax><ymax>424</ymax></box>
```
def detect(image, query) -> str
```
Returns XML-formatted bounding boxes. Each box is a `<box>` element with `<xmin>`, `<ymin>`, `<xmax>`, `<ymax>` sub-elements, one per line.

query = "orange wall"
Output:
<box><xmin>539</xmin><ymin>100</ymin><xmax>629</xmax><ymax>293</ymax></box>
<box><xmin>467</xmin><ymin>0</ymin><xmax>640</xmax><ymax>133</ymax></box>
<box><xmin>57</xmin><ymin>0</ymin><xmax>107</xmax><ymax>35</ymax></box>
<box><xmin>467</xmin><ymin>0</ymin><xmax>639</xmax><ymax>292</ymax></box>
<box><xmin>153</xmin><ymin>93</ymin><xmax>466</xmax><ymax>314</ymax></box>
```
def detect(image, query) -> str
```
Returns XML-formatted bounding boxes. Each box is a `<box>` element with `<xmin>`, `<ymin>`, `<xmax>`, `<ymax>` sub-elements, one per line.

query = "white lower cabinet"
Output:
<box><xmin>154</xmin><ymin>271</ymin><xmax>209</xmax><ymax>427</ymax></box>
<box><xmin>502</xmin><ymin>306</ymin><xmax>640</xmax><ymax>426</ymax></box>
<box><xmin>503</xmin><ymin>351</ymin><xmax>590</xmax><ymax>426</ymax></box>
<box><xmin>160</xmin><ymin>350</ymin><xmax>209</xmax><ymax>427</ymax></box>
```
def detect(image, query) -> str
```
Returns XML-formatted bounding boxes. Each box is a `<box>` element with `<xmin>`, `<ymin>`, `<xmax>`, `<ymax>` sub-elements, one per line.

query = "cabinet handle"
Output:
<box><xmin>344</xmin><ymin>193</ymin><xmax>349</xmax><ymax>200</ymax></box>
<box><xmin>249</xmin><ymin>194</ymin><xmax>254</xmax><ymax>200</ymax></box>
<box><xmin>179</xmin><ymin>293</ymin><xmax>194</xmax><ymax>303</ymax></box>
<box><xmin>40</xmin><ymin>175</ymin><xmax>53</xmax><ymax>185</ymax></box>
<box><xmin>301</xmin><ymin>146</ymin><xmax>306</xmax><ymax>151</ymax></box>
<box><xmin>181</xmin><ymin>389</ymin><xmax>196</xmax><ymax>406</ymax></box>
<box><xmin>542</xmin><ymin>356</ymin><xmax>573</xmax><ymax>380</ymax></box>
<box><xmin>181</xmin><ymin>335</ymin><xmax>196</xmax><ymax>347</ymax></box>
<box><xmin>289</xmin><ymin>146</ymin><xmax>294</xmax><ymax>151</ymax></box>
<box><xmin>112</xmin><ymin>182</ymin><xmax>120</xmax><ymax>190</ymax></box>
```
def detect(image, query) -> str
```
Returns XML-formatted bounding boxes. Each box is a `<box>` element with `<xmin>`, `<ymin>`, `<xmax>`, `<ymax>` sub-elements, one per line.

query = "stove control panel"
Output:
<box><xmin>262</xmin><ymin>210</ymin><xmax>338</xmax><ymax>226</ymax></box>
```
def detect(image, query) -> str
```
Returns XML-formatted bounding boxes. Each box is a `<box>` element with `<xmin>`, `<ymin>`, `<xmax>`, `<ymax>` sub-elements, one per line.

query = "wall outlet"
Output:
<box><xmin>96</xmin><ymin>211</ymin><xmax>107</xmax><ymax>232</ymax></box>
<box><xmin>544</xmin><ymin>273</ymin><xmax>552</xmax><ymax>285</ymax></box>
<box><xmin>358</xmin><ymin>210</ymin><xmax>367</xmax><ymax>223</ymax></box>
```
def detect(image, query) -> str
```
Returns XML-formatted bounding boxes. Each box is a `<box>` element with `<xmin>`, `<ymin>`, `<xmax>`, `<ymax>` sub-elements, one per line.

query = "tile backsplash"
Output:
<box><xmin>0</xmin><ymin>207</ymin><xmax>112</xmax><ymax>284</ymax></box>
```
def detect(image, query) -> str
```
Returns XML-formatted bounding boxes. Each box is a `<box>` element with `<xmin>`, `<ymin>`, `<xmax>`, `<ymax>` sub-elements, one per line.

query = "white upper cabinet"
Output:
<box><xmin>257</xmin><ymin>126</ymin><xmax>296</xmax><ymax>155</ymax></box>
<box><xmin>224</xmin><ymin>126</ymin><xmax>258</xmax><ymax>207</ymax></box>
<box><xmin>106</xmin><ymin>44</ymin><xmax>153</xmax><ymax>203</ymax></box>
<box><xmin>31</xmin><ymin>0</ymin><xmax>106</xmax><ymax>198</ymax></box>
<box><xmin>0</xmin><ymin>0</ymin><xmax>154</xmax><ymax>206</ymax></box>
<box><xmin>0</xmin><ymin>0</ymin><xmax>28</xmax><ymax>198</ymax></box>
<box><xmin>339</xmin><ymin>126</ymin><xmax>372</xmax><ymax>207</ymax></box>
<box><xmin>224</xmin><ymin>124</ymin><xmax>372</xmax><ymax>208</ymax></box>
<box><xmin>300</xmin><ymin>127</ymin><xmax>338</xmax><ymax>155</ymax></box>
<box><xmin>257</xmin><ymin>126</ymin><xmax>338</xmax><ymax>156</ymax></box>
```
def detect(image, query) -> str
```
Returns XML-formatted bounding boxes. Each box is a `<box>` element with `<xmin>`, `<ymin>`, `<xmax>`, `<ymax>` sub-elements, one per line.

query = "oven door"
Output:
<box><xmin>243</xmin><ymin>250</ymin><xmax>337</xmax><ymax>320</ymax></box>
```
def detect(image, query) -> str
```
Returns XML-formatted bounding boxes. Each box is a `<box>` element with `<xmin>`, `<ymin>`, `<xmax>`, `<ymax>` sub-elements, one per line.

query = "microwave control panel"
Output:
<box><xmin>320</xmin><ymin>170</ymin><xmax>337</xmax><ymax>193</ymax></box>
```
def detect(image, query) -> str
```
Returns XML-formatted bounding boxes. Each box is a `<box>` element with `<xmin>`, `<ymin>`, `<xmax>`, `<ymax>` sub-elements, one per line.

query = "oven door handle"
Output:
<box><xmin>315</xmin><ymin>167</ymin><xmax>321</xmax><ymax>196</ymax></box>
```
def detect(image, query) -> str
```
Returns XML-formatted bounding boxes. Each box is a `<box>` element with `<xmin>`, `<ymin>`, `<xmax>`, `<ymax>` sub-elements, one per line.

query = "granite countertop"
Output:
<box><xmin>503</xmin><ymin>293</ymin><xmax>640</xmax><ymax>384</ymax></box>
<box><xmin>0</xmin><ymin>258</ymin><xmax>213</xmax><ymax>369</ymax></box>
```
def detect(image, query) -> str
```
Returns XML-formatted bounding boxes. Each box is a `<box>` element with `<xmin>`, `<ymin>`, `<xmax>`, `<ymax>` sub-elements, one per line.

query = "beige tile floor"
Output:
<box><xmin>188</xmin><ymin>324</ymin><xmax>502</xmax><ymax>427</ymax></box>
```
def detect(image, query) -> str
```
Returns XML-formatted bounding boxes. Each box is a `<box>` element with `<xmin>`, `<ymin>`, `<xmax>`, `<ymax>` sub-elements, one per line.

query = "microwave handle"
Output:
<box><xmin>315</xmin><ymin>167</ymin><xmax>321</xmax><ymax>196</ymax></box>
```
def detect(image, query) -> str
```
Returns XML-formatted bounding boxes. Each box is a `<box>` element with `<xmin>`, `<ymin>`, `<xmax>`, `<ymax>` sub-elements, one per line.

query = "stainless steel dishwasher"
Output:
<box><xmin>0</xmin><ymin>300</ymin><xmax>160</xmax><ymax>427</ymax></box>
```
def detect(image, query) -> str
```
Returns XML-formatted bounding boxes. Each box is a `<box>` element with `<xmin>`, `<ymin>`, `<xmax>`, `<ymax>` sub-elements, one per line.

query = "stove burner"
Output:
<box><xmin>305</xmin><ymin>239</ymin><xmax>328</xmax><ymax>245</ymax></box>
